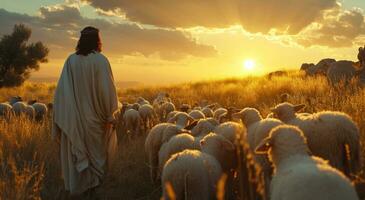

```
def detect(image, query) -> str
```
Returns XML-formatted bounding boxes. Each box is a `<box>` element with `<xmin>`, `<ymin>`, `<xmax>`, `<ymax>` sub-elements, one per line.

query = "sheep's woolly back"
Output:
<box><xmin>158</xmin><ymin>134</ymin><xmax>197</xmax><ymax>171</ymax></box>
<box><xmin>189</xmin><ymin>110</ymin><xmax>205</xmax><ymax>120</ymax></box>
<box><xmin>253</xmin><ymin>119</ymin><xmax>283</xmax><ymax>150</ymax></box>
<box><xmin>201</xmin><ymin>107</ymin><xmax>214</xmax><ymax>118</ymax></box>
<box><xmin>271</xmin><ymin>155</ymin><xmax>359</xmax><ymax>200</ymax></box>
<box><xmin>201</xmin><ymin>133</ymin><xmax>236</xmax><ymax>172</ymax></box>
<box><xmin>162</xmin><ymin>150</ymin><xmax>222</xmax><ymax>200</ymax></box>
<box><xmin>214</xmin><ymin>121</ymin><xmax>245</xmax><ymax>143</ymax></box>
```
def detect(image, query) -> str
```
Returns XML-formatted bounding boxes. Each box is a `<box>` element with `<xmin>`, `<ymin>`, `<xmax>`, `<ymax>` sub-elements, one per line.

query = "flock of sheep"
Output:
<box><xmin>0</xmin><ymin>96</ymin><xmax>51</xmax><ymax>121</ymax></box>
<box><xmin>300</xmin><ymin>47</ymin><xmax>365</xmax><ymax>86</ymax></box>
<box><xmin>116</xmin><ymin>92</ymin><xmax>362</xmax><ymax>200</ymax></box>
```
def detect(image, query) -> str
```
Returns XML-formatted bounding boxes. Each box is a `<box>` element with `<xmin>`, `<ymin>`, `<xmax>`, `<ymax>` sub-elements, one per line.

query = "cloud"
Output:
<box><xmin>295</xmin><ymin>8</ymin><xmax>365</xmax><ymax>47</ymax></box>
<box><xmin>0</xmin><ymin>5</ymin><xmax>217</xmax><ymax>60</ymax></box>
<box><xmin>82</xmin><ymin>0</ymin><xmax>337</xmax><ymax>34</ymax></box>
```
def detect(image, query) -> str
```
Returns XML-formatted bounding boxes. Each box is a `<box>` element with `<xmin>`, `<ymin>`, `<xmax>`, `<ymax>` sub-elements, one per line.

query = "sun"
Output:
<box><xmin>243</xmin><ymin>59</ymin><xmax>256</xmax><ymax>71</ymax></box>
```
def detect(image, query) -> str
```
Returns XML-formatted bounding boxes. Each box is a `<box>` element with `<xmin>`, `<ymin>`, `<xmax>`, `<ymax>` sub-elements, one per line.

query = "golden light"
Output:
<box><xmin>243</xmin><ymin>59</ymin><xmax>256</xmax><ymax>71</ymax></box>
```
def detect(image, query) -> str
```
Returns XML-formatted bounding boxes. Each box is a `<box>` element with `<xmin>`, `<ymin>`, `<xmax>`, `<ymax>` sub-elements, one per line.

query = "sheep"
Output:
<box><xmin>167</xmin><ymin>112</ymin><xmax>195</xmax><ymax>129</ymax></box>
<box><xmin>160</xmin><ymin>102</ymin><xmax>176</xmax><ymax>121</ymax></box>
<box><xmin>213</xmin><ymin>121</ymin><xmax>245</xmax><ymax>143</ymax></box>
<box><xmin>137</xmin><ymin>97</ymin><xmax>150</xmax><ymax>105</ymax></box>
<box><xmin>213</xmin><ymin>107</ymin><xmax>227</xmax><ymax>121</ymax></box>
<box><xmin>300</xmin><ymin>63</ymin><xmax>315</xmax><ymax>72</ymax></box>
<box><xmin>158</xmin><ymin>133</ymin><xmax>199</xmax><ymax>172</ymax></box>
<box><xmin>255</xmin><ymin>125</ymin><xmax>359</xmax><ymax>200</ymax></box>
<box><xmin>161</xmin><ymin>149</ymin><xmax>222</xmax><ymax>200</ymax></box>
<box><xmin>25</xmin><ymin>105</ymin><xmax>35</xmax><ymax>120</ymax></box>
<box><xmin>123</xmin><ymin>108</ymin><xmax>142</xmax><ymax>136</ymax></box>
<box><xmin>31</xmin><ymin>102</ymin><xmax>48</xmax><ymax>121</ymax></box>
<box><xmin>302</xmin><ymin>63</ymin><xmax>317</xmax><ymax>76</ymax></box>
<box><xmin>270</xmin><ymin>103</ymin><xmax>361</xmax><ymax>177</ymax></box>
<box><xmin>0</xmin><ymin>103</ymin><xmax>13</xmax><ymax>120</ymax></box>
<box><xmin>190</xmin><ymin>118</ymin><xmax>219</xmax><ymax>137</ymax></box>
<box><xmin>216</xmin><ymin>107</ymin><xmax>241</xmax><ymax>123</ymax></box>
<box><xmin>12</xmin><ymin>101</ymin><xmax>27</xmax><ymax>116</ymax></box>
<box><xmin>201</xmin><ymin>107</ymin><xmax>214</xmax><ymax>118</ymax></box>
<box><xmin>145</xmin><ymin>123</ymin><xmax>191</xmax><ymax>183</ymax></box>
<box><xmin>139</xmin><ymin>104</ymin><xmax>157</xmax><ymax>131</ymax></box>
<box><xmin>327</xmin><ymin>60</ymin><xmax>357</xmax><ymax>86</ymax></box>
<box><xmin>188</xmin><ymin>110</ymin><xmax>205</xmax><ymax>120</ymax></box>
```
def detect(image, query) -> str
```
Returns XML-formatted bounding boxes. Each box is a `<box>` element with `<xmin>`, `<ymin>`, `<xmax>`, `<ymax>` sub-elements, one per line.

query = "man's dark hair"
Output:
<box><xmin>76</xmin><ymin>26</ymin><xmax>102</xmax><ymax>56</ymax></box>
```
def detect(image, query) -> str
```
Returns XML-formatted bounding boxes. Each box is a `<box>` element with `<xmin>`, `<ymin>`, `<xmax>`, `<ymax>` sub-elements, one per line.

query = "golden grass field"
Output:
<box><xmin>0</xmin><ymin>72</ymin><xmax>364</xmax><ymax>199</ymax></box>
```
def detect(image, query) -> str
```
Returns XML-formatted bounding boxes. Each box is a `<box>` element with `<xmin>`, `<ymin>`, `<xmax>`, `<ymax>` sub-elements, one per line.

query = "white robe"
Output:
<box><xmin>52</xmin><ymin>52</ymin><xmax>118</xmax><ymax>195</ymax></box>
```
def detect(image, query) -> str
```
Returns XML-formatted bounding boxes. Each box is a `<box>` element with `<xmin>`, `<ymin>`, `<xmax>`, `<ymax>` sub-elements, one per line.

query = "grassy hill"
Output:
<box><xmin>0</xmin><ymin>72</ymin><xmax>364</xmax><ymax>199</ymax></box>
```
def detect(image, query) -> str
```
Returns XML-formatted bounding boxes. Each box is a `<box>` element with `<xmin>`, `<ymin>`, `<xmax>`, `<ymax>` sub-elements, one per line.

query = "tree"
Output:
<box><xmin>0</xmin><ymin>24</ymin><xmax>49</xmax><ymax>87</ymax></box>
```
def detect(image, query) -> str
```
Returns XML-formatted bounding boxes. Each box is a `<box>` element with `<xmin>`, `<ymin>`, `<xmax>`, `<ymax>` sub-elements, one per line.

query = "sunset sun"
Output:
<box><xmin>243</xmin><ymin>59</ymin><xmax>256</xmax><ymax>71</ymax></box>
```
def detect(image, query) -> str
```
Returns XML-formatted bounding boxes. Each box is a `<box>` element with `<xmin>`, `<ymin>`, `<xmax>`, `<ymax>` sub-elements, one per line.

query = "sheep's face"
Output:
<box><xmin>271</xmin><ymin>103</ymin><xmax>304</xmax><ymax>122</ymax></box>
<box><xmin>233</xmin><ymin>108</ymin><xmax>261</xmax><ymax>127</ymax></box>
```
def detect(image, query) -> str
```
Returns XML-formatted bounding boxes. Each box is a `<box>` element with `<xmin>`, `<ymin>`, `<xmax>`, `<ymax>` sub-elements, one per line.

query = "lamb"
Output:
<box><xmin>160</xmin><ymin>102</ymin><xmax>176</xmax><ymax>121</ymax></box>
<box><xmin>31</xmin><ymin>102</ymin><xmax>48</xmax><ymax>121</ymax></box>
<box><xmin>271</xmin><ymin>103</ymin><xmax>361</xmax><ymax>177</ymax></box>
<box><xmin>255</xmin><ymin>125</ymin><xmax>359</xmax><ymax>200</ymax></box>
<box><xmin>201</xmin><ymin>107</ymin><xmax>214</xmax><ymax>118</ymax></box>
<box><xmin>139</xmin><ymin>104</ymin><xmax>157</xmax><ymax>131</ymax></box>
<box><xmin>8</xmin><ymin>96</ymin><xmax>22</xmax><ymax>105</ymax></box>
<box><xmin>326</xmin><ymin>60</ymin><xmax>357</xmax><ymax>86</ymax></box>
<box><xmin>166</xmin><ymin>111</ymin><xmax>178</xmax><ymax>122</ymax></box>
<box><xmin>188</xmin><ymin>110</ymin><xmax>205</xmax><ymax>120</ymax></box>
<box><xmin>0</xmin><ymin>103</ymin><xmax>13</xmax><ymax>120</ymax></box>
<box><xmin>167</xmin><ymin>112</ymin><xmax>195</xmax><ymax>129</ymax></box>
<box><xmin>158</xmin><ymin>133</ymin><xmax>199</xmax><ymax>172</ymax></box>
<box><xmin>213</xmin><ymin>121</ymin><xmax>245</xmax><ymax>143</ymax></box>
<box><xmin>13</xmin><ymin>101</ymin><xmax>34</xmax><ymax>119</ymax></box>
<box><xmin>213</xmin><ymin>107</ymin><xmax>227</xmax><ymax>120</ymax></box>
<box><xmin>161</xmin><ymin>149</ymin><xmax>222</xmax><ymax>200</ymax></box>
<box><xmin>190</xmin><ymin>118</ymin><xmax>219</xmax><ymax>137</ymax></box>
<box><xmin>123</xmin><ymin>108</ymin><xmax>142</xmax><ymax>136</ymax></box>
<box><xmin>145</xmin><ymin>123</ymin><xmax>191</xmax><ymax>183</ymax></box>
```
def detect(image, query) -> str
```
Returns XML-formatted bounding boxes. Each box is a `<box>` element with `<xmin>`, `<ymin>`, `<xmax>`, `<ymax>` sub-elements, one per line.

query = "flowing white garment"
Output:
<box><xmin>52</xmin><ymin>52</ymin><xmax>118</xmax><ymax>195</ymax></box>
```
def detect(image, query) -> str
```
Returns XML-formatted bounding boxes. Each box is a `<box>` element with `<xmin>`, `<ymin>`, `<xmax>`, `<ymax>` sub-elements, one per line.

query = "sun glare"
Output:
<box><xmin>243</xmin><ymin>59</ymin><xmax>256</xmax><ymax>71</ymax></box>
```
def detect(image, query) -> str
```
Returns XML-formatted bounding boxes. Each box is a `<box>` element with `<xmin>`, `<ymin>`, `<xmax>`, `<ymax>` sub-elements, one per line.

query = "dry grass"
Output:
<box><xmin>0</xmin><ymin>72</ymin><xmax>364</xmax><ymax>199</ymax></box>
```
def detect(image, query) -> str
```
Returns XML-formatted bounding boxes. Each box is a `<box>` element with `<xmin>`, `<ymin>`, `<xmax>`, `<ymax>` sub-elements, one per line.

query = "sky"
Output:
<box><xmin>1</xmin><ymin>0</ymin><xmax>365</xmax><ymax>85</ymax></box>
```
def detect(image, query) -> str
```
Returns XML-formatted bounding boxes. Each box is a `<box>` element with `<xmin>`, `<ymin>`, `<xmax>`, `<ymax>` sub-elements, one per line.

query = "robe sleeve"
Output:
<box><xmin>97</xmin><ymin>56</ymin><xmax>118</xmax><ymax>123</ymax></box>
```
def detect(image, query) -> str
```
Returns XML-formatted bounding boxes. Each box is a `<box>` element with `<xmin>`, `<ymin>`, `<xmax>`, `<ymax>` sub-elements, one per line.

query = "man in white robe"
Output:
<box><xmin>52</xmin><ymin>31</ymin><xmax>118</xmax><ymax>195</ymax></box>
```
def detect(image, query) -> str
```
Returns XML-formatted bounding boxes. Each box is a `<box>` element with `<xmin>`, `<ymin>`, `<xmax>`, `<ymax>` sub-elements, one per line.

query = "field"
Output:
<box><xmin>0</xmin><ymin>72</ymin><xmax>365</xmax><ymax>200</ymax></box>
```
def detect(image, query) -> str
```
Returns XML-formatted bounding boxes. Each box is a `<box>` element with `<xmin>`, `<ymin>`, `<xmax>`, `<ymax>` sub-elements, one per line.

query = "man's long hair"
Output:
<box><xmin>76</xmin><ymin>26</ymin><xmax>102</xmax><ymax>56</ymax></box>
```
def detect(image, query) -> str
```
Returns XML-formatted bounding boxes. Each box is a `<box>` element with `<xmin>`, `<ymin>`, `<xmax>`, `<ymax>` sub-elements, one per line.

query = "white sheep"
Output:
<box><xmin>123</xmin><ymin>108</ymin><xmax>142</xmax><ymax>136</ymax></box>
<box><xmin>12</xmin><ymin>101</ymin><xmax>27</xmax><ymax>116</ymax></box>
<box><xmin>166</xmin><ymin>111</ymin><xmax>179</xmax><ymax>122</ymax></box>
<box><xmin>0</xmin><ymin>103</ymin><xmax>13</xmax><ymax>120</ymax></box>
<box><xmin>32</xmin><ymin>102</ymin><xmax>48</xmax><ymax>121</ymax></box>
<box><xmin>213</xmin><ymin>107</ymin><xmax>227</xmax><ymax>121</ymax></box>
<box><xmin>188</xmin><ymin>110</ymin><xmax>205</xmax><ymax>120</ymax></box>
<box><xmin>190</xmin><ymin>118</ymin><xmax>219</xmax><ymax>137</ymax></box>
<box><xmin>160</xmin><ymin>102</ymin><xmax>176</xmax><ymax>121</ymax></box>
<box><xmin>213</xmin><ymin>121</ymin><xmax>245</xmax><ymax>143</ymax></box>
<box><xmin>8</xmin><ymin>96</ymin><xmax>22</xmax><ymax>106</ymax></box>
<box><xmin>158</xmin><ymin>133</ymin><xmax>199</xmax><ymax>172</ymax></box>
<box><xmin>271</xmin><ymin>103</ymin><xmax>361</xmax><ymax>177</ymax></box>
<box><xmin>255</xmin><ymin>125</ymin><xmax>359</xmax><ymax>200</ymax></box>
<box><xmin>161</xmin><ymin>149</ymin><xmax>222</xmax><ymax>200</ymax></box>
<box><xmin>145</xmin><ymin>123</ymin><xmax>191</xmax><ymax>183</ymax></box>
<box><xmin>201</xmin><ymin>107</ymin><xmax>214</xmax><ymax>118</ymax></box>
<box><xmin>139</xmin><ymin>104</ymin><xmax>157</xmax><ymax>131</ymax></box>
<box><xmin>232</xmin><ymin>107</ymin><xmax>284</xmax><ymax>198</ymax></box>
<box><xmin>167</xmin><ymin>112</ymin><xmax>195</xmax><ymax>129</ymax></box>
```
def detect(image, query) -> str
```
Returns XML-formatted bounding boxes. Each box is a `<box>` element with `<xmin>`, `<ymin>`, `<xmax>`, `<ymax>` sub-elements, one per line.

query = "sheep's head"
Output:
<box><xmin>190</xmin><ymin>118</ymin><xmax>218</xmax><ymax>137</ymax></box>
<box><xmin>255</xmin><ymin>125</ymin><xmax>310</xmax><ymax>167</ymax></box>
<box><xmin>232</xmin><ymin>108</ymin><xmax>262</xmax><ymax>127</ymax></box>
<box><xmin>270</xmin><ymin>103</ymin><xmax>304</xmax><ymax>122</ymax></box>
<box><xmin>180</xmin><ymin>103</ymin><xmax>191</xmax><ymax>112</ymax></box>
<box><xmin>168</xmin><ymin>112</ymin><xmax>195</xmax><ymax>128</ymax></box>
<box><xmin>280</xmin><ymin>93</ymin><xmax>290</xmax><ymax>103</ymax></box>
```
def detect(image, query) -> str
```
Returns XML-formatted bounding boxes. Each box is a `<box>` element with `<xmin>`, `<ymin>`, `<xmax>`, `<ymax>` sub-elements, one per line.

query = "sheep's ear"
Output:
<box><xmin>255</xmin><ymin>137</ymin><xmax>272</xmax><ymax>154</ymax></box>
<box><xmin>293</xmin><ymin>104</ymin><xmax>305</xmax><ymax>112</ymax></box>
<box><xmin>185</xmin><ymin>120</ymin><xmax>198</xmax><ymax>130</ymax></box>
